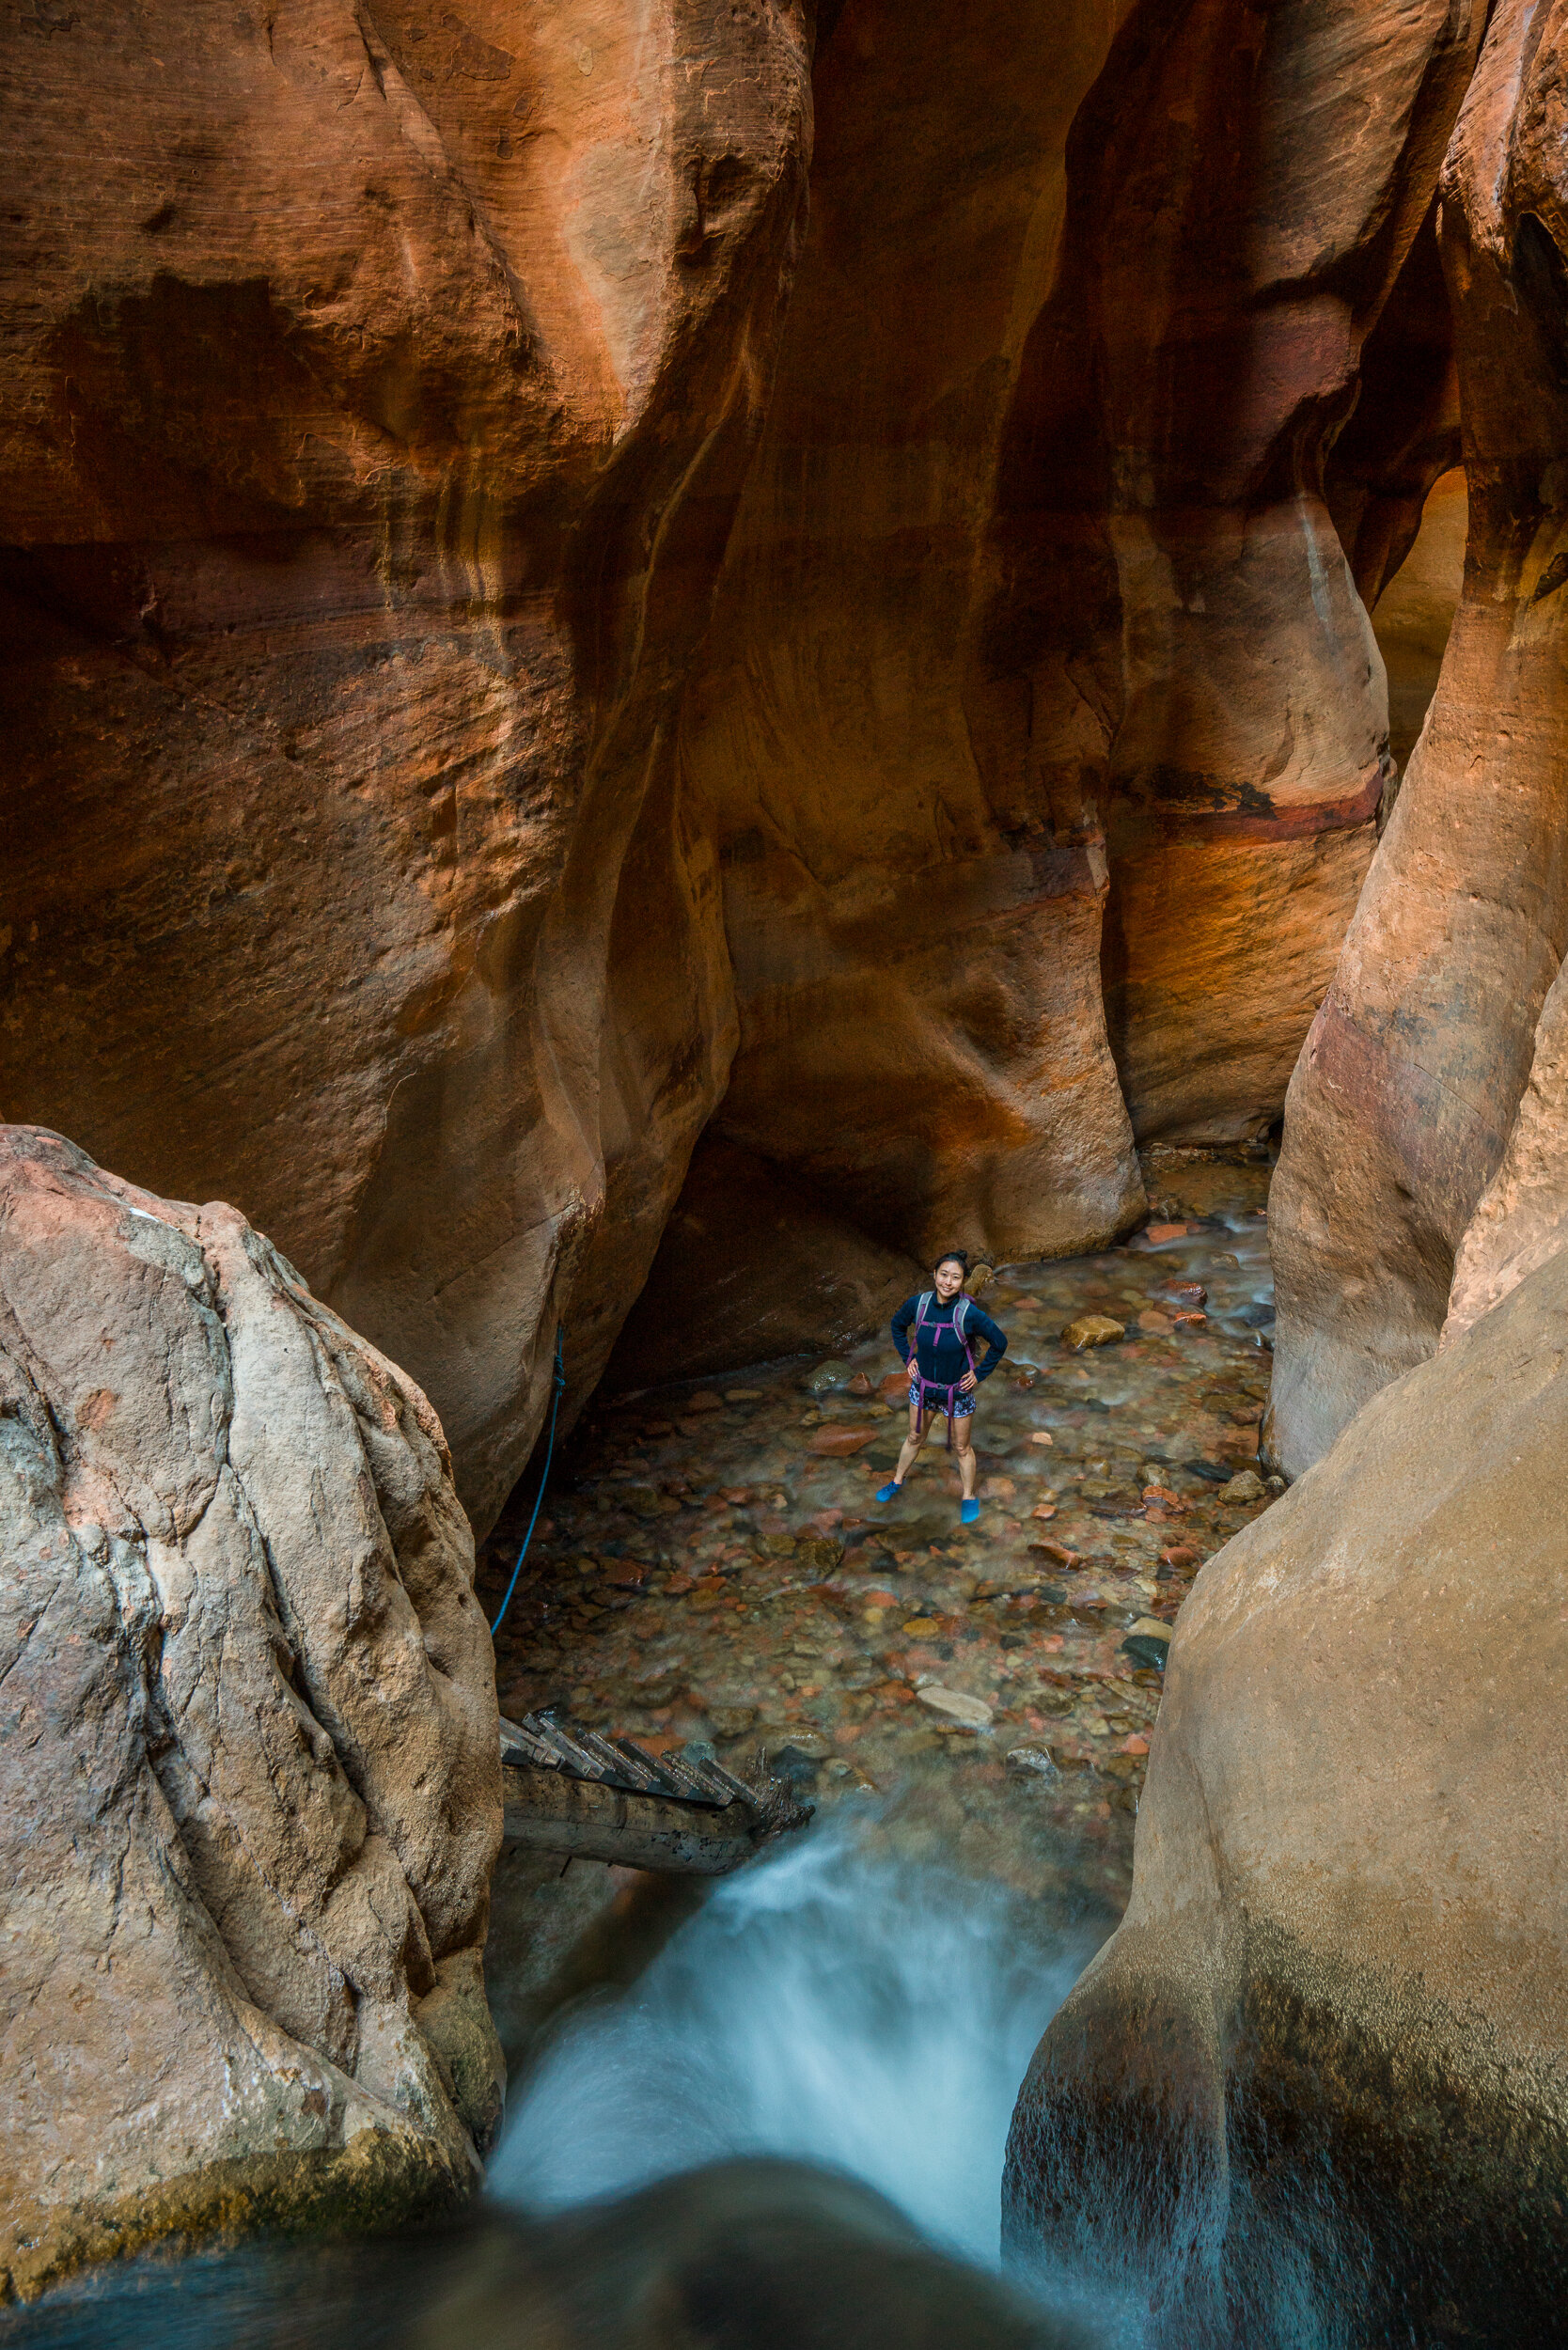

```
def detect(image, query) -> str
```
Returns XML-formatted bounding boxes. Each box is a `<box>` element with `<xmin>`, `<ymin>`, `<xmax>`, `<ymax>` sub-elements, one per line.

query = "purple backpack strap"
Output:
<box><xmin>910</xmin><ymin>1290</ymin><xmax>972</xmax><ymax>1450</ymax></box>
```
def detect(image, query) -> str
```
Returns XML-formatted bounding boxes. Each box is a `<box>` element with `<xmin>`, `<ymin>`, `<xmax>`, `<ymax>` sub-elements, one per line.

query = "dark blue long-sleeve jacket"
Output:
<box><xmin>891</xmin><ymin>1291</ymin><xmax>1008</xmax><ymax>1390</ymax></box>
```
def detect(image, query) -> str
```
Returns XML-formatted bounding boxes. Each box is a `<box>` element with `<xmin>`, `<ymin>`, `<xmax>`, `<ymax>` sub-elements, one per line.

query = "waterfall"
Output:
<box><xmin>491</xmin><ymin>1810</ymin><xmax>1097</xmax><ymax>2268</ymax></box>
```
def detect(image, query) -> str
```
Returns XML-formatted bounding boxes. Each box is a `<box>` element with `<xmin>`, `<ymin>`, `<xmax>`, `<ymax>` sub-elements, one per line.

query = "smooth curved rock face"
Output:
<box><xmin>1270</xmin><ymin>0</ymin><xmax>1568</xmax><ymax>1476</ymax></box>
<box><xmin>679</xmin><ymin>0</ymin><xmax>1150</xmax><ymax>1271</ymax></box>
<box><xmin>0</xmin><ymin>0</ymin><xmax>1498</xmax><ymax>1516</ymax></box>
<box><xmin>1367</xmin><ymin>465</ymin><xmax>1467</xmax><ymax>776</ymax></box>
<box><xmin>980</xmin><ymin>0</ymin><xmax>1478</xmax><ymax>1157</ymax></box>
<box><xmin>1443</xmin><ymin>949</ymin><xmax>1568</xmax><ymax>1340</ymax></box>
<box><xmin>0</xmin><ymin>0</ymin><xmax>812</xmax><ymax>1537</ymax></box>
<box><xmin>1005</xmin><ymin>1246</ymin><xmax>1568</xmax><ymax>2343</ymax></box>
<box><xmin>1325</xmin><ymin>197</ymin><xmax>1462</xmax><ymax>623</ymax></box>
<box><xmin>0</xmin><ymin>1127</ymin><xmax>503</xmax><ymax>2299</ymax></box>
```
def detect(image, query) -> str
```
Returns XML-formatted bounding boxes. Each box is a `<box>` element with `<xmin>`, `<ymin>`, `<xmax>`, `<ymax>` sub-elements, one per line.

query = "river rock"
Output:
<box><xmin>708</xmin><ymin>1706</ymin><xmax>759</xmax><ymax>1739</ymax></box>
<box><xmin>0</xmin><ymin>1129</ymin><xmax>502</xmax><ymax>2298</ymax></box>
<box><xmin>1007</xmin><ymin>1242</ymin><xmax>1568</xmax><ymax>2338</ymax></box>
<box><xmin>445</xmin><ymin>2157</ymin><xmax>1100</xmax><ymax>2350</ymax></box>
<box><xmin>915</xmin><ymin>1687</ymin><xmax>995</xmax><ymax>1728</ymax></box>
<box><xmin>1217</xmin><ymin>1469</ymin><xmax>1265</xmax><ymax>1504</ymax></box>
<box><xmin>804</xmin><ymin>1424</ymin><xmax>883</xmax><ymax>1456</ymax></box>
<box><xmin>1029</xmin><ymin>1539</ymin><xmax>1081</xmax><ymax>1568</ymax></box>
<box><xmin>1118</xmin><ymin>1620</ymin><xmax>1172</xmax><ymax>1672</ymax></box>
<box><xmin>1061</xmin><ymin>1316</ymin><xmax>1126</xmax><ymax>1352</ymax></box>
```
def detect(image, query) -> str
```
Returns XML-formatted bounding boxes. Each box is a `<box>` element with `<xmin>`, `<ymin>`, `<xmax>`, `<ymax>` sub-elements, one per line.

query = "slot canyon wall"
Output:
<box><xmin>1007</xmin><ymin>1237</ymin><xmax>1568</xmax><ymax>2342</ymax></box>
<box><xmin>1269</xmin><ymin>0</ymin><xmax>1568</xmax><ymax>1476</ymax></box>
<box><xmin>0</xmin><ymin>0</ymin><xmax>1499</xmax><ymax>1538</ymax></box>
<box><xmin>1005</xmin><ymin>11</ymin><xmax>1568</xmax><ymax>2334</ymax></box>
<box><xmin>0</xmin><ymin>0</ymin><xmax>817</xmax><ymax>1540</ymax></box>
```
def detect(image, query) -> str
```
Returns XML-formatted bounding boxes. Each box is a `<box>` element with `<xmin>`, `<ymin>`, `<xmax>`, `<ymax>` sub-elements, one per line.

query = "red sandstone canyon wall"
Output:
<box><xmin>0</xmin><ymin>0</ymin><xmax>1498</xmax><ymax>1528</ymax></box>
<box><xmin>654</xmin><ymin>0</ymin><xmax>1479</xmax><ymax>1327</ymax></box>
<box><xmin>1269</xmin><ymin>0</ymin><xmax>1568</xmax><ymax>1477</ymax></box>
<box><xmin>0</xmin><ymin>0</ymin><xmax>813</xmax><ymax>1535</ymax></box>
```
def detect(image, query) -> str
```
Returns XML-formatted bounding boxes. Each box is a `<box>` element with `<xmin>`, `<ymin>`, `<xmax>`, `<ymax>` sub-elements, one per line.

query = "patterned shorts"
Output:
<box><xmin>909</xmin><ymin>1376</ymin><xmax>976</xmax><ymax>1422</ymax></box>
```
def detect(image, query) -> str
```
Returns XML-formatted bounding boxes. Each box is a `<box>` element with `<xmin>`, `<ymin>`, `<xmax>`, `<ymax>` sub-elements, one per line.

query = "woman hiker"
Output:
<box><xmin>877</xmin><ymin>1250</ymin><xmax>1008</xmax><ymax>1525</ymax></box>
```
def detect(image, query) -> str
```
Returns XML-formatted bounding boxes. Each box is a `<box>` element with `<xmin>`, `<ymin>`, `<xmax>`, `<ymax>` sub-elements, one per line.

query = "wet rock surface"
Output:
<box><xmin>0</xmin><ymin>2159</ymin><xmax>1098</xmax><ymax>2350</ymax></box>
<box><xmin>480</xmin><ymin>1158</ymin><xmax>1276</xmax><ymax>1916</ymax></box>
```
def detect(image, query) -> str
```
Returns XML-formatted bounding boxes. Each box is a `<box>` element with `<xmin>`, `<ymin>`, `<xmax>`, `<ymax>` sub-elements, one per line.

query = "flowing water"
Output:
<box><xmin>0</xmin><ymin>1804</ymin><xmax>1125</xmax><ymax>2350</ymax></box>
<box><xmin>0</xmin><ymin>1773</ymin><xmax>1367</xmax><ymax>2350</ymax></box>
<box><xmin>492</xmin><ymin>1807</ymin><xmax>1100</xmax><ymax>2264</ymax></box>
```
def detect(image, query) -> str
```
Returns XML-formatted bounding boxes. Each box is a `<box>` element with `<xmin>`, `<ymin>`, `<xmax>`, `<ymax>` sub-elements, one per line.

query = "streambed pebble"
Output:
<box><xmin>479</xmin><ymin>1153</ymin><xmax>1278</xmax><ymax>1909</ymax></box>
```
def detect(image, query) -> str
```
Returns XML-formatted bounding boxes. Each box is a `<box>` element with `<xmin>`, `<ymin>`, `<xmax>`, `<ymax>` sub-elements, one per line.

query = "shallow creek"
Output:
<box><xmin>482</xmin><ymin>1153</ymin><xmax>1276</xmax><ymax>1884</ymax></box>
<box><xmin>3</xmin><ymin>1160</ymin><xmax>1293</xmax><ymax>2349</ymax></box>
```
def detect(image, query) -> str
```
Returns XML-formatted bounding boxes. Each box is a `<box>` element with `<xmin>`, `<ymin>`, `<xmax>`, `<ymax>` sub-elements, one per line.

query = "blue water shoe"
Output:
<box><xmin>874</xmin><ymin>1481</ymin><xmax>901</xmax><ymax>1504</ymax></box>
<box><xmin>960</xmin><ymin>1497</ymin><xmax>980</xmax><ymax>1525</ymax></box>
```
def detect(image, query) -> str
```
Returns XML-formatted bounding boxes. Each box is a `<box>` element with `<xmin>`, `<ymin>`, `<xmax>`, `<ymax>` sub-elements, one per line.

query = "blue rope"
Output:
<box><xmin>490</xmin><ymin>1324</ymin><xmax>566</xmax><ymax>1638</ymax></box>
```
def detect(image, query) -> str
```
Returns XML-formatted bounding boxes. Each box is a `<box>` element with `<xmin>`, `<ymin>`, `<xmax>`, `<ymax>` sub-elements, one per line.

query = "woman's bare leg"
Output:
<box><xmin>954</xmin><ymin>1417</ymin><xmax>978</xmax><ymax>1499</ymax></box>
<box><xmin>891</xmin><ymin>1397</ymin><xmax>931</xmax><ymax>1486</ymax></box>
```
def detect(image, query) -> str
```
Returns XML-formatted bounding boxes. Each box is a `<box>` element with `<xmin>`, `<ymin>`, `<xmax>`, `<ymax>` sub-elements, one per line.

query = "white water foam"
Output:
<box><xmin>490</xmin><ymin>1814</ymin><xmax>1096</xmax><ymax>2266</ymax></box>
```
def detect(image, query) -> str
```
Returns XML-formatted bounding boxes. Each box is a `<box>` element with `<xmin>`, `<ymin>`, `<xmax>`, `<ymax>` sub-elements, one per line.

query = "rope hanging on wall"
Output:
<box><xmin>490</xmin><ymin>1324</ymin><xmax>567</xmax><ymax>1638</ymax></box>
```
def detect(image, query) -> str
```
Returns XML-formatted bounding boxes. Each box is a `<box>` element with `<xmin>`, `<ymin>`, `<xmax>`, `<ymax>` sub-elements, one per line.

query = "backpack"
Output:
<box><xmin>914</xmin><ymin>1290</ymin><xmax>974</xmax><ymax>1347</ymax></box>
<box><xmin>908</xmin><ymin>1292</ymin><xmax>977</xmax><ymax>1446</ymax></box>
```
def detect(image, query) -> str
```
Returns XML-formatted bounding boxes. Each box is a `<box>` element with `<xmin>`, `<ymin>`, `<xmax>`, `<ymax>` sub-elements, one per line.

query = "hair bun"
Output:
<box><xmin>933</xmin><ymin>1246</ymin><xmax>971</xmax><ymax>1274</ymax></box>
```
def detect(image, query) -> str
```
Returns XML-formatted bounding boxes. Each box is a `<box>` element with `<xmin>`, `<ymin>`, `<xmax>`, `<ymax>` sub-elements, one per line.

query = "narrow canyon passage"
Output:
<box><xmin>11</xmin><ymin>0</ymin><xmax>1568</xmax><ymax>2334</ymax></box>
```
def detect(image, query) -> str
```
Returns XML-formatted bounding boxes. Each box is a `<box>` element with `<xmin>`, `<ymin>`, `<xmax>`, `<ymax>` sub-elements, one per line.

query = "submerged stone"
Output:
<box><xmin>916</xmin><ymin>1687</ymin><xmax>994</xmax><ymax>1728</ymax></box>
<box><xmin>1120</xmin><ymin>1618</ymin><xmax>1172</xmax><ymax>1670</ymax></box>
<box><xmin>1062</xmin><ymin>1314</ymin><xmax>1126</xmax><ymax>1350</ymax></box>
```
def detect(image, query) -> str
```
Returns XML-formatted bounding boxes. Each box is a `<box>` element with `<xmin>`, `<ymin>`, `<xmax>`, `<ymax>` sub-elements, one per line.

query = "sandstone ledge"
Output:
<box><xmin>0</xmin><ymin>2127</ymin><xmax>475</xmax><ymax>2307</ymax></box>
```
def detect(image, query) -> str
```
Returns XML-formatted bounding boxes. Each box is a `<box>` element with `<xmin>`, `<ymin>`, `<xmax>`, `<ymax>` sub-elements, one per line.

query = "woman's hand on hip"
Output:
<box><xmin>958</xmin><ymin>1370</ymin><xmax>978</xmax><ymax>1393</ymax></box>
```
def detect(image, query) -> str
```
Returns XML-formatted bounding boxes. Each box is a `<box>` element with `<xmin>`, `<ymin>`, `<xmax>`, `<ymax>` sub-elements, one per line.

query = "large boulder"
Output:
<box><xmin>0</xmin><ymin>1128</ymin><xmax>503</xmax><ymax>2300</ymax></box>
<box><xmin>1005</xmin><ymin>1238</ymin><xmax>1568</xmax><ymax>2342</ymax></box>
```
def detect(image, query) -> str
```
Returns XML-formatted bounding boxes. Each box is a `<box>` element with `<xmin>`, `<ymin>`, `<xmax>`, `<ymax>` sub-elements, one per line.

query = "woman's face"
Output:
<box><xmin>933</xmin><ymin>1259</ymin><xmax>964</xmax><ymax>1300</ymax></box>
